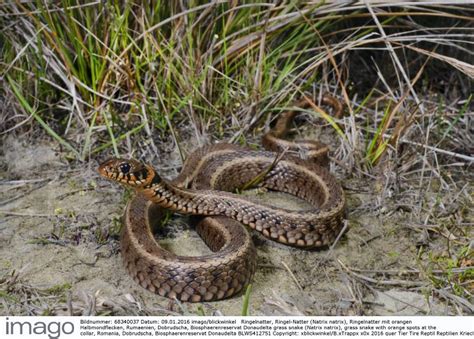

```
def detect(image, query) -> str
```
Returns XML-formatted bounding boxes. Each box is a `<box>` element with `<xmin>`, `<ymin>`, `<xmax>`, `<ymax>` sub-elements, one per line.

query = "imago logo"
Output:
<box><xmin>5</xmin><ymin>317</ymin><xmax>74</xmax><ymax>338</ymax></box>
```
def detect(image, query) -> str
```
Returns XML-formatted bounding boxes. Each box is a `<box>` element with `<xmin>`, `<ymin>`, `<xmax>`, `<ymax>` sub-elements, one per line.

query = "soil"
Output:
<box><xmin>0</xmin><ymin>134</ymin><xmax>472</xmax><ymax>316</ymax></box>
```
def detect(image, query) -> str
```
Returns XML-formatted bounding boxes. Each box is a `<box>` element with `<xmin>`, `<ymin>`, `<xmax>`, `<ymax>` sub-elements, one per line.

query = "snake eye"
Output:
<box><xmin>119</xmin><ymin>163</ymin><xmax>131</xmax><ymax>174</ymax></box>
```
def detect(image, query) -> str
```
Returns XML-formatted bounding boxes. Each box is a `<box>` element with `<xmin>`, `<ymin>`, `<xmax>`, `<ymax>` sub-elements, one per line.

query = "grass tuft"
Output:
<box><xmin>1</xmin><ymin>1</ymin><xmax>471</xmax><ymax>165</ymax></box>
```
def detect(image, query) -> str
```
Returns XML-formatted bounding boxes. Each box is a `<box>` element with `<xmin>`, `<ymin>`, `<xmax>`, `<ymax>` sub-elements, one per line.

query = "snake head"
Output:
<box><xmin>98</xmin><ymin>158</ymin><xmax>154</xmax><ymax>188</ymax></box>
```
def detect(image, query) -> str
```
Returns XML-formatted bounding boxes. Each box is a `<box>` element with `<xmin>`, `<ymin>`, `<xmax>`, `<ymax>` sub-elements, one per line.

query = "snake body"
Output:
<box><xmin>98</xmin><ymin>95</ymin><xmax>345</xmax><ymax>302</ymax></box>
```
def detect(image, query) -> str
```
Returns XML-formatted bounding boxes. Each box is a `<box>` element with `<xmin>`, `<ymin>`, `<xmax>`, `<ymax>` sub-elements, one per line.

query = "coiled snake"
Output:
<box><xmin>98</xmin><ymin>95</ymin><xmax>345</xmax><ymax>302</ymax></box>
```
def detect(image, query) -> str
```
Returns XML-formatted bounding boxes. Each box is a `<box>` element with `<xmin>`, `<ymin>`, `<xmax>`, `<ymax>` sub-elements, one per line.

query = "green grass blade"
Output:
<box><xmin>440</xmin><ymin>94</ymin><xmax>472</xmax><ymax>142</ymax></box>
<box><xmin>91</xmin><ymin>123</ymin><xmax>146</xmax><ymax>155</ymax></box>
<box><xmin>241</xmin><ymin>284</ymin><xmax>252</xmax><ymax>316</ymax></box>
<box><xmin>7</xmin><ymin>75</ymin><xmax>80</xmax><ymax>158</ymax></box>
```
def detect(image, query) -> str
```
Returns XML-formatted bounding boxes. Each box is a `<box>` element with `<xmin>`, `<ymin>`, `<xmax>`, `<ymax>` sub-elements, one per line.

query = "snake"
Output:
<box><xmin>98</xmin><ymin>94</ymin><xmax>345</xmax><ymax>302</ymax></box>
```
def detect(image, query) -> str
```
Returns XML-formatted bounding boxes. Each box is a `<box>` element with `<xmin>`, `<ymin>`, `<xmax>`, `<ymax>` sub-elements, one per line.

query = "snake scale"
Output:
<box><xmin>98</xmin><ymin>94</ymin><xmax>345</xmax><ymax>302</ymax></box>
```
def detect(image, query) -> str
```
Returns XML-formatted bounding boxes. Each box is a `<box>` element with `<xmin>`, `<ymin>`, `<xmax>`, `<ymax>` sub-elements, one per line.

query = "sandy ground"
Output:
<box><xmin>0</xmin><ymin>135</ymin><xmax>472</xmax><ymax>316</ymax></box>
